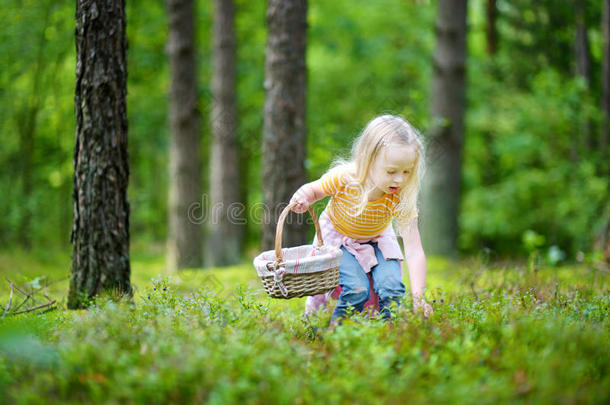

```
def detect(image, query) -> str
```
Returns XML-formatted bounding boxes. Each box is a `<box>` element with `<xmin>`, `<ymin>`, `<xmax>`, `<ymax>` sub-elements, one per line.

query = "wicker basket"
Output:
<box><xmin>253</xmin><ymin>202</ymin><xmax>341</xmax><ymax>299</ymax></box>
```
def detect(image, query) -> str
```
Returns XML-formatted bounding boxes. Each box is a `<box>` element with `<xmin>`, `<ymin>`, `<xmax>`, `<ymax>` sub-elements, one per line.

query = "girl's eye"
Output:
<box><xmin>387</xmin><ymin>171</ymin><xmax>395</xmax><ymax>175</ymax></box>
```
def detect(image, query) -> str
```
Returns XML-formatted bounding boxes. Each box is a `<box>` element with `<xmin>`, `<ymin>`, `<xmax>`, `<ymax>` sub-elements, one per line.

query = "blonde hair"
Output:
<box><xmin>330</xmin><ymin>114</ymin><xmax>425</xmax><ymax>221</ymax></box>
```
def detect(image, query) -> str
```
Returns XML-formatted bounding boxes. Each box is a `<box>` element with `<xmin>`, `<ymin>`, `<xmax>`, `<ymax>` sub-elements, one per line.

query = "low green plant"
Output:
<box><xmin>0</xmin><ymin>254</ymin><xmax>608</xmax><ymax>404</ymax></box>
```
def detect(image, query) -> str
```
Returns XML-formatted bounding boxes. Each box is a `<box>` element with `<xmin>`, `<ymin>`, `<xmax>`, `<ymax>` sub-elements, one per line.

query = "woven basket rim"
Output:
<box><xmin>253</xmin><ymin>244</ymin><xmax>342</xmax><ymax>277</ymax></box>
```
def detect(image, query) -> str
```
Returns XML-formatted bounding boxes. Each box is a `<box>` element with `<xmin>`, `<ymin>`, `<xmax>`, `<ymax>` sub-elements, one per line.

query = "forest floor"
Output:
<box><xmin>0</xmin><ymin>246</ymin><xmax>608</xmax><ymax>404</ymax></box>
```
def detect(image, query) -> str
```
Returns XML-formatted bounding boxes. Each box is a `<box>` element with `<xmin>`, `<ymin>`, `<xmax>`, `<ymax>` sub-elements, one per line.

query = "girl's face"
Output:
<box><xmin>368</xmin><ymin>144</ymin><xmax>417</xmax><ymax>200</ymax></box>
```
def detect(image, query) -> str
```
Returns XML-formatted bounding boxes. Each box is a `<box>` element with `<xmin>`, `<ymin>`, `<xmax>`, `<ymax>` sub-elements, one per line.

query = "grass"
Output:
<box><xmin>0</xmin><ymin>246</ymin><xmax>608</xmax><ymax>404</ymax></box>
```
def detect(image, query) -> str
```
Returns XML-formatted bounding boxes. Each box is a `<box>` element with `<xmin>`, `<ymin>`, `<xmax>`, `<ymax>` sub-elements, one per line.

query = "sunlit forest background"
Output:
<box><xmin>1</xmin><ymin>1</ymin><xmax>609</xmax><ymax>403</ymax></box>
<box><xmin>2</xmin><ymin>0</ymin><xmax>607</xmax><ymax>263</ymax></box>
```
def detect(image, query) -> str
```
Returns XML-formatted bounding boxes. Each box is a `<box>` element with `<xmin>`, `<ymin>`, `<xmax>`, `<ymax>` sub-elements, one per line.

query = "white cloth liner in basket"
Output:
<box><xmin>254</xmin><ymin>245</ymin><xmax>342</xmax><ymax>276</ymax></box>
<box><xmin>252</xmin><ymin>202</ymin><xmax>342</xmax><ymax>298</ymax></box>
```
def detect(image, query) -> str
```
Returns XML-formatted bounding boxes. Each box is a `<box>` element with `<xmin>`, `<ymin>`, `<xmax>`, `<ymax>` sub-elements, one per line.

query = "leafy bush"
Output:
<box><xmin>0</xmin><ymin>262</ymin><xmax>608</xmax><ymax>404</ymax></box>
<box><xmin>463</xmin><ymin>69</ymin><xmax>609</xmax><ymax>256</ymax></box>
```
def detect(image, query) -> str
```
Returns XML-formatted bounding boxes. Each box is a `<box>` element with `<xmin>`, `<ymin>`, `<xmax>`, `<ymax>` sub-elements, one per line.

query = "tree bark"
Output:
<box><xmin>602</xmin><ymin>0</ymin><xmax>610</xmax><ymax>157</ymax></box>
<box><xmin>486</xmin><ymin>0</ymin><xmax>497</xmax><ymax>55</ymax></box>
<box><xmin>574</xmin><ymin>0</ymin><xmax>593</xmax><ymax>157</ymax></box>
<box><xmin>262</xmin><ymin>0</ymin><xmax>308</xmax><ymax>251</ymax></box>
<box><xmin>207</xmin><ymin>0</ymin><xmax>243</xmax><ymax>266</ymax></box>
<box><xmin>68</xmin><ymin>0</ymin><xmax>132</xmax><ymax>309</ymax></box>
<box><xmin>575</xmin><ymin>0</ymin><xmax>592</xmax><ymax>86</ymax></box>
<box><xmin>422</xmin><ymin>0</ymin><xmax>468</xmax><ymax>257</ymax></box>
<box><xmin>167</xmin><ymin>0</ymin><xmax>203</xmax><ymax>271</ymax></box>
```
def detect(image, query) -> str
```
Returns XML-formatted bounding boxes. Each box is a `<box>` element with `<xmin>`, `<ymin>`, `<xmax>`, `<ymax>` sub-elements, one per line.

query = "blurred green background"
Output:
<box><xmin>0</xmin><ymin>2</ymin><xmax>608</xmax><ymax>402</ymax></box>
<box><xmin>1</xmin><ymin>0</ymin><xmax>608</xmax><ymax>266</ymax></box>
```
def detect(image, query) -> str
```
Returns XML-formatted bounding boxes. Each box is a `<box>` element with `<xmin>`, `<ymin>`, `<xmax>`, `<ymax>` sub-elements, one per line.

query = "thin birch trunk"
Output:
<box><xmin>167</xmin><ymin>0</ymin><xmax>203</xmax><ymax>270</ymax></box>
<box><xmin>208</xmin><ymin>0</ymin><xmax>243</xmax><ymax>266</ymax></box>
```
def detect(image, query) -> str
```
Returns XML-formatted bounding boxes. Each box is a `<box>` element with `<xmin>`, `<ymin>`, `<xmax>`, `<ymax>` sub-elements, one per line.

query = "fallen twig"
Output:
<box><xmin>4</xmin><ymin>277</ymin><xmax>59</xmax><ymax>316</ymax></box>
<box><xmin>12</xmin><ymin>294</ymin><xmax>30</xmax><ymax>313</ymax></box>
<box><xmin>2</xmin><ymin>282</ymin><xmax>14</xmax><ymax>318</ymax></box>
<box><xmin>5</xmin><ymin>277</ymin><xmax>42</xmax><ymax>305</ymax></box>
<box><xmin>11</xmin><ymin>300</ymin><xmax>56</xmax><ymax>315</ymax></box>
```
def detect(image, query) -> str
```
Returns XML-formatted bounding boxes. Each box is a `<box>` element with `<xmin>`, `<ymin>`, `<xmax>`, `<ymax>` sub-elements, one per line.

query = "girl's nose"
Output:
<box><xmin>393</xmin><ymin>174</ymin><xmax>404</xmax><ymax>183</ymax></box>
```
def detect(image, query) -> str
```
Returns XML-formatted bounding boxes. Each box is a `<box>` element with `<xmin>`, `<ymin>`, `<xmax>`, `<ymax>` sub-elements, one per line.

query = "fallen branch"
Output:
<box><xmin>5</xmin><ymin>277</ymin><xmax>42</xmax><ymax>305</ymax></box>
<box><xmin>2</xmin><ymin>282</ymin><xmax>13</xmax><ymax>318</ymax></box>
<box><xmin>11</xmin><ymin>300</ymin><xmax>56</xmax><ymax>315</ymax></box>
<box><xmin>4</xmin><ymin>277</ymin><xmax>58</xmax><ymax>316</ymax></box>
<box><xmin>12</xmin><ymin>294</ymin><xmax>31</xmax><ymax>313</ymax></box>
<box><xmin>14</xmin><ymin>288</ymin><xmax>31</xmax><ymax>311</ymax></box>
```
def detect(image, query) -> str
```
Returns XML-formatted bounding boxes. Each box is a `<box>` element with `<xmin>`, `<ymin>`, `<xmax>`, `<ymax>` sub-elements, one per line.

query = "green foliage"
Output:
<box><xmin>0</xmin><ymin>0</ymin><xmax>608</xmax><ymax>258</ymax></box>
<box><xmin>463</xmin><ymin>67</ymin><xmax>609</xmax><ymax>256</ymax></box>
<box><xmin>0</xmin><ymin>0</ymin><xmax>74</xmax><ymax>248</ymax></box>
<box><xmin>126</xmin><ymin>0</ymin><xmax>172</xmax><ymax>240</ymax></box>
<box><xmin>462</xmin><ymin>0</ymin><xmax>609</xmax><ymax>256</ymax></box>
<box><xmin>0</xmin><ymin>258</ymin><xmax>608</xmax><ymax>403</ymax></box>
<box><xmin>493</xmin><ymin>0</ymin><xmax>584</xmax><ymax>85</ymax></box>
<box><xmin>307</xmin><ymin>0</ymin><xmax>434</xmax><ymax>172</ymax></box>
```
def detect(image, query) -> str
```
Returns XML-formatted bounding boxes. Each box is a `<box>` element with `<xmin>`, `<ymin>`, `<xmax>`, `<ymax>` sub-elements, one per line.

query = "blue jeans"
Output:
<box><xmin>331</xmin><ymin>242</ymin><xmax>406</xmax><ymax>322</ymax></box>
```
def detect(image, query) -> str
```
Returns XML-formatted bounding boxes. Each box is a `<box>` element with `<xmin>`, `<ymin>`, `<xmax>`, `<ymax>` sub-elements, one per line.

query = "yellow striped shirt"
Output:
<box><xmin>320</xmin><ymin>168</ymin><xmax>416</xmax><ymax>239</ymax></box>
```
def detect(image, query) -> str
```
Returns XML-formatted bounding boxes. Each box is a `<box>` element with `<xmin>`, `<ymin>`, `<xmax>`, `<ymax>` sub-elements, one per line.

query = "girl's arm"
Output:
<box><xmin>398</xmin><ymin>219</ymin><xmax>433</xmax><ymax>318</ymax></box>
<box><xmin>289</xmin><ymin>180</ymin><xmax>329</xmax><ymax>213</ymax></box>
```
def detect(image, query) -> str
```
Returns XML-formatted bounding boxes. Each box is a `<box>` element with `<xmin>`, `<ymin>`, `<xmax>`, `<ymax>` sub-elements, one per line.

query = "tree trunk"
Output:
<box><xmin>422</xmin><ymin>0</ymin><xmax>468</xmax><ymax>257</ymax></box>
<box><xmin>486</xmin><ymin>0</ymin><xmax>497</xmax><ymax>55</ymax></box>
<box><xmin>575</xmin><ymin>0</ymin><xmax>592</xmax><ymax>85</ymax></box>
<box><xmin>262</xmin><ymin>0</ymin><xmax>308</xmax><ymax>251</ymax></box>
<box><xmin>207</xmin><ymin>0</ymin><xmax>243</xmax><ymax>266</ymax></box>
<box><xmin>167</xmin><ymin>0</ymin><xmax>203</xmax><ymax>271</ymax></box>
<box><xmin>574</xmin><ymin>0</ymin><xmax>593</xmax><ymax>157</ymax></box>
<box><xmin>68</xmin><ymin>0</ymin><xmax>131</xmax><ymax>309</ymax></box>
<box><xmin>602</xmin><ymin>0</ymin><xmax>610</xmax><ymax>157</ymax></box>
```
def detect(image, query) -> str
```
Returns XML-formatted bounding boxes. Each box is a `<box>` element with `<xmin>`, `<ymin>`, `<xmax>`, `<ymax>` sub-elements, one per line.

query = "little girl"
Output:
<box><xmin>290</xmin><ymin>114</ymin><xmax>432</xmax><ymax>322</ymax></box>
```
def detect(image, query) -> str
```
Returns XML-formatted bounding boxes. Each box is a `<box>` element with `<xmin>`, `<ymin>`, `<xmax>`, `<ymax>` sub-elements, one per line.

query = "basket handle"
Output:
<box><xmin>274</xmin><ymin>201</ymin><xmax>324</xmax><ymax>265</ymax></box>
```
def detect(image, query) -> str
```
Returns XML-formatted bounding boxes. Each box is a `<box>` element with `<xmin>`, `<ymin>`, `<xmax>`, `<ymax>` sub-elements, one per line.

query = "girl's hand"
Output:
<box><xmin>290</xmin><ymin>199</ymin><xmax>309</xmax><ymax>214</ymax></box>
<box><xmin>289</xmin><ymin>181</ymin><xmax>328</xmax><ymax>214</ymax></box>
<box><xmin>289</xmin><ymin>186</ymin><xmax>311</xmax><ymax>213</ymax></box>
<box><xmin>413</xmin><ymin>298</ymin><xmax>433</xmax><ymax>319</ymax></box>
